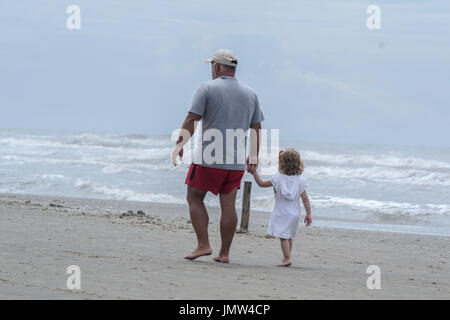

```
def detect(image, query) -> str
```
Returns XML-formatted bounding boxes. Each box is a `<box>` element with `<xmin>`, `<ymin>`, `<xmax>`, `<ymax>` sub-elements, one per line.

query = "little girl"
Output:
<box><xmin>250</xmin><ymin>148</ymin><xmax>312</xmax><ymax>267</ymax></box>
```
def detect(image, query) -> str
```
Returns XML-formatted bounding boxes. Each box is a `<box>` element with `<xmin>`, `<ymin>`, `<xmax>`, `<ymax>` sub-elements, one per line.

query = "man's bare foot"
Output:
<box><xmin>184</xmin><ymin>248</ymin><xmax>212</xmax><ymax>260</ymax></box>
<box><xmin>213</xmin><ymin>256</ymin><xmax>230</xmax><ymax>263</ymax></box>
<box><xmin>277</xmin><ymin>259</ymin><xmax>292</xmax><ymax>267</ymax></box>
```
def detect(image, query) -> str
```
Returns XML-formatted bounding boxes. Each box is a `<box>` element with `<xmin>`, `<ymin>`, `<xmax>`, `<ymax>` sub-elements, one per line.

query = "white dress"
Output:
<box><xmin>267</xmin><ymin>174</ymin><xmax>308</xmax><ymax>239</ymax></box>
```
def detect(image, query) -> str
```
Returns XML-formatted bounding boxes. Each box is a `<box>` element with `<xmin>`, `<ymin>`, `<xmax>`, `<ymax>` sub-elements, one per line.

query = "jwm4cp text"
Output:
<box><xmin>179</xmin><ymin>304</ymin><xmax>271</xmax><ymax>318</ymax></box>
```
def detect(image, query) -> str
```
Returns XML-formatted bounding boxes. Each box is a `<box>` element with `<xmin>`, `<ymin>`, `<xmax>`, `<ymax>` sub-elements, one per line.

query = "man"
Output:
<box><xmin>172</xmin><ymin>49</ymin><xmax>264</xmax><ymax>263</ymax></box>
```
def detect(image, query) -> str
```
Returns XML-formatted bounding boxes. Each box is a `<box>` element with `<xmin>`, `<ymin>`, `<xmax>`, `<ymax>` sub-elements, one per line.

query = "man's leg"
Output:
<box><xmin>184</xmin><ymin>186</ymin><xmax>212</xmax><ymax>260</ymax></box>
<box><xmin>213</xmin><ymin>188</ymin><xmax>238</xmax><ymax>263</ymax></box>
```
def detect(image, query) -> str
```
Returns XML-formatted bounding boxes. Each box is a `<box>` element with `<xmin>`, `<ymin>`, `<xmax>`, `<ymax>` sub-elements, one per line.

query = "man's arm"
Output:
<box><xmin>172</xmin><ymin>112</ymin><xmax>202</xmax><ymax>165</ymax></box>
<box><xmin>177</xmin><ymin>112</ymin><xmax>202</xmax><ymax>143</ymax></box>
<box><xmin>247</xmin><ymin>122</ymin><xmax>261</xmax><ymax>172</ymax></box>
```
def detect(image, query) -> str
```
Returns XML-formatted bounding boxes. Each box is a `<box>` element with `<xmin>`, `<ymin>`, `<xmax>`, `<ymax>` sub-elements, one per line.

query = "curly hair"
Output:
<box><xmin>279</xmin><ymin>148</ymin><xmax>304</xmax><ymax>175</ymax></box>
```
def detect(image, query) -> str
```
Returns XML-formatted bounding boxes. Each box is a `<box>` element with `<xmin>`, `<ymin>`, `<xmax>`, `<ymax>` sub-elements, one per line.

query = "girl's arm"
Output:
<box><xmin>301</xmin><ymin>191</ymin><xmax>312</xmax><ymax>226</ymax></box>
<box><xmin>251</xmin><ymin>170</ymin><xmax>273</xmax><ymax>188</ymax></box>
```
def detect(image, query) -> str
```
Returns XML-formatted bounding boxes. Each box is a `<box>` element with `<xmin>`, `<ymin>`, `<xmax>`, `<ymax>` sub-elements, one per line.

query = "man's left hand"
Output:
<box><xmin>246</xmin><ymin>156</ymin><xmax>258</xmax><ymax>173</ymax></box>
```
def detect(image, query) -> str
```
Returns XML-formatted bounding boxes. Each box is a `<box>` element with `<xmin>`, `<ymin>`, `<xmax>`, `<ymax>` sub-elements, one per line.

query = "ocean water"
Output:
<box><xmin>1</xmin><ymin>128</ymin><xmax>449</xmax><ymax>236</ymax></box>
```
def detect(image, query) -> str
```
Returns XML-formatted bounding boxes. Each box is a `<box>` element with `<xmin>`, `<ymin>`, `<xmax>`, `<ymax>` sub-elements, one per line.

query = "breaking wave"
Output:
<box><xmin>302</xmin><ymin>150</ymin><xmax>450</xmax><ymax>170</ymax></box>
<box><xmin>251</xmin><ymin>194</ymin><xmax>450</xmax><ymax>217</ymax></box>
<box><xmin>75</xmin><ymin>179</ymin><xmax>183</xmax><ymax>204</ymax></box>
<box><xmin>0</xmin><ymin>132</ymin><xmax>172</xmax><ymax>151</ymax></box>
<box><xmin>306</xmin><ymin>166</ymin><xmax>450</xmax><ymax>186</ymax></box>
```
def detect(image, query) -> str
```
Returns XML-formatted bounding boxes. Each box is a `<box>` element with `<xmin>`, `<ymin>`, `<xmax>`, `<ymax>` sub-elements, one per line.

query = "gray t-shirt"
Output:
<box><xmin>189</xmin><ymin>76</ymin><xmax>264</xmax><ymax>170</ymax></box>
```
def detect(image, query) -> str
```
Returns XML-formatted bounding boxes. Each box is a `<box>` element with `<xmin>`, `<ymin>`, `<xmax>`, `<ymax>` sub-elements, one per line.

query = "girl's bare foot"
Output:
<box><xmin>213</xmin><ymin>255</ymin><xmax>230</xmax><ymax>263</ymax></box>
<box><xmin>184</xmin><ymin>247</ymin><xmax>212</xmax><ymax>260</ymax></box>
<box><xmin>277</xmin><ymin>259</ymin><xmax>292</xmax><ymax>267</ymax></box>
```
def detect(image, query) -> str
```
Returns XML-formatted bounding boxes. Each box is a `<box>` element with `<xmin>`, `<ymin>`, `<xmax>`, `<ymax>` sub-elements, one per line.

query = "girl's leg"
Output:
<box><xmin>278</xmin><ymin>238</ymin><xmax>292</xmax><ymax>267</ymax></box>
<box><xmin>289</xmin><ymin>238</ymin><xmax>293</xmax><ymax>252</ymax></box>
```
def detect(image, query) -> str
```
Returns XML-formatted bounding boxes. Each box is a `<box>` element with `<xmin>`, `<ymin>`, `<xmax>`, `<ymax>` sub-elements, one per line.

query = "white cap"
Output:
<box><xmin>204</xmin><ymin>49</ymin><xmax>238</xmax><ymax>67</ymax></box>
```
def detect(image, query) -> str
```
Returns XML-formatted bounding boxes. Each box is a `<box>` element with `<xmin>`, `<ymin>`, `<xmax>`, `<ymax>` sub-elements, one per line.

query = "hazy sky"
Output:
<box><xmin>1</xmin><ymin>0</ymin><xmax>449</xmax><ymax>147</ymax></box>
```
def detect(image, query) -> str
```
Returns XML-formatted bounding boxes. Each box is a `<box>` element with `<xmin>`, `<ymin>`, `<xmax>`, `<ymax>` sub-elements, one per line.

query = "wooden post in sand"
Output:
<box><xmin>237</xmin><ymin>181</ymin><xmax>252</xmax><ymax>233</ymax></box>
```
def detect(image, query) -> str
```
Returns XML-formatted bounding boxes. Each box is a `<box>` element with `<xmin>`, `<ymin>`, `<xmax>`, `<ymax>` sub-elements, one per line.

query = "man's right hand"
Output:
<box><xmin>172</xmin><ymin>145</ymin><xmax>183</xmax><ymax>166</ymax></box>
<box><xmin>172</xmin><ymin>112</ymin><xmax>201</xmax><ymax>166</ymax></box>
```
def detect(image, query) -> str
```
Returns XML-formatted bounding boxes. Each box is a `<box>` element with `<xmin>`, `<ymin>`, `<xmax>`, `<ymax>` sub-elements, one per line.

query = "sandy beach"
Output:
<box><xmin>0</xmin><ymin>192</ymin><xmax>449</xmax><ymax>300</ymax></box>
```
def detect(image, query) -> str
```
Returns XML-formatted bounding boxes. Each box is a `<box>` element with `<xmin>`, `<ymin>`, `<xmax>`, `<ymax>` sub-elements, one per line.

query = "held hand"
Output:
<box><xmin>247</xmin><ymin>164</ymin><xmax>258</xmax><ymax>174</ymax></box>
<box><xmin>304</xmin><ymin>214</ymin><xmax>312</xmax><ymax>227</ymax></box>
<box><xmin>246</xmin><ymin>156</ymin><xmax>258</xmax><ymax>173</ymax></box>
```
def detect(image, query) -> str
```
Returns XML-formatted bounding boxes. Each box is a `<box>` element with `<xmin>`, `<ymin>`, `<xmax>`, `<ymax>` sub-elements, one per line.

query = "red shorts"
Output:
<box><xmin>185</xmin><ymin>163</ymin><xmax>245</xmax><ymax>195</ymax></box>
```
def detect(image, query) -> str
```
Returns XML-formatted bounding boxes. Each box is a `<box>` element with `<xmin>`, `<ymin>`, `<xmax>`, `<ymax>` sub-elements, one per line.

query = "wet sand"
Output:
<box><xmin>0</xmin><ymin>193</ymin><xmax>449</xmax><ymax>299</ymax></box>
